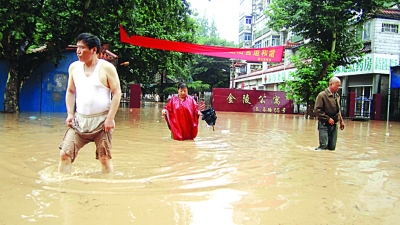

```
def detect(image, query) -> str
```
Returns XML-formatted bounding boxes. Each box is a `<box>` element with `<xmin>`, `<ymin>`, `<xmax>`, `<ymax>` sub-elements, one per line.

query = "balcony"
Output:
<box><xmin>239</xmin><ymin>24</ymin><xmax>244</xmax><ymax>33</ymax></box>
<box><xmin>239</xmin><ymin>24</ymin><xmax>252</xmax><ymax>33</ymax></box>
<box><xmin>254</xmin><ymin>27</ymin><xmax>271</xmax><ymax>39</ymax></box>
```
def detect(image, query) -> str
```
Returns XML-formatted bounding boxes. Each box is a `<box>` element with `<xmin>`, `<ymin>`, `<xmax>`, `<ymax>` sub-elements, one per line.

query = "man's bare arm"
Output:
<box><xmin>65</xmin><ymin>63</ymin><xmax>76</xmax><ymax>126</ymax></box>
<box><xmin>104</xmin><ymin>62</ymin><xmax>122</xmax><ymax>121</ymax></box>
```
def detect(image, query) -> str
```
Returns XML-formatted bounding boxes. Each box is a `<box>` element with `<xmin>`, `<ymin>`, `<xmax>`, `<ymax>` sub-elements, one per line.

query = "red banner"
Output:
<box><xmin>119</xmin><ymin>26</ymin><xmax>284</xmax><ymax>62</ymax></box>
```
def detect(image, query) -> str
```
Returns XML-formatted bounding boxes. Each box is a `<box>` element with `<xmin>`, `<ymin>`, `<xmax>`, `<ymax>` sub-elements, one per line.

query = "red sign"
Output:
<box><xmin>119</xmin><ymin>26</ymin><xmax>284</xmax><ymax>63</ymax></box>
<box><xmin>212</xmin><ymin>88</ymin><xmax>293</xmax><ymax>114</ymax></box>
<box><xmin>199</xmin><ymin>47</ymin><xmax>283</xmax><ymax>63</ymax></box>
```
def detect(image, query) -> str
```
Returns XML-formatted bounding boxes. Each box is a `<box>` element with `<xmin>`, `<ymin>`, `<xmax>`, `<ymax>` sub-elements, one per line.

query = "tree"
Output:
<box><xmin>0</xmin><ymin>0</ymin><xmax>195</xmax><ymax>112</ymax></box>
<box><xmin>266</xmin><ymin>0</ymin><xmax>389</xmax><ymax>118</ymax></box>
<box><xmin>157</xmin><ymin>14</ymin><xmax>236</xmax><ymax>97</ymax></box>
<box><xmin>189</xmin><ymin>15</ymin><xmax>237</xmax><ymax>90</ymax></box>
<box><xmin>162</xmin><ymin>80</ymin><xmax>210</xmax><ymax>96</ymax></box>
<box><xmin>282</xmin><ymin>47</ymin><xmax>338</xmax><ymax>117</ymax></box>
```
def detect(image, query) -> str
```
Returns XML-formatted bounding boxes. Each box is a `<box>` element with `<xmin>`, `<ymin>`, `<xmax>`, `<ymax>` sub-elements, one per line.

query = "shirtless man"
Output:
<box><xmin>58</xmin><ymin>33</ymin><xmax>121</xmax><ymax>174</ymax></box>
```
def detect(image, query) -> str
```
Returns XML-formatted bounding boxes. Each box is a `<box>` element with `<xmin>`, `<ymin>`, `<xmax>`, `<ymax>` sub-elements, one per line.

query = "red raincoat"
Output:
<box><xmin>164</xmin><ymin>95</ymin><xmax>199</xmax><ymax>140</ymax></box>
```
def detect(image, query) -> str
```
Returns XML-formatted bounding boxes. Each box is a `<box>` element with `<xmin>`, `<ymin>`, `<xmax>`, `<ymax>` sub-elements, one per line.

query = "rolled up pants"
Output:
<box><xmin>318</xmin><ymin>121</ymin><xmax>338</xmax><ymax>150</ymax></box>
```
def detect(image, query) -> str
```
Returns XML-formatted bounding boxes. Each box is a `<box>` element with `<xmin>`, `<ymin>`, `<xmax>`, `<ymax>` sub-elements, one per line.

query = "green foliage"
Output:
<box><xmin>0</xmin><ymin>0</ymin><xmax>195</xmax><ymax>112</ymax></box>
<box><xmin>279</xmin><ymin>46</ymin><xmax>336</xmax><ymax>103</ymax></box>
<box><xmin>189</xmin><ymin>15</ymin><xmax>237</xmax><ymax>90</ymax></box>
<box><xmin>267</xmin><ymin>0</ymin><xmax>388</xmax><ymax>67</ymax></box>
<box><xmin>267</xmin><ymin>0</ymin><xmax>389</xmax><ymax>116</ymax></box>
<box><xmin>157</xmin><ymin>13</ymin><xmax>237</xmax><ymax>94</ymax></box>
<box><xmin>162</xmin><ymin>86</ymin><xmax>178</xmax><ymax>96</ymax></box>
<box><xmin>162</xmin><ymin>81</ymin><xmax>210</xmax><ymax>96</ymax></box>
<box><xmin>187</xmin><ymin>80</ymin><xmax>210</xmax><ymax>92</ymax></box>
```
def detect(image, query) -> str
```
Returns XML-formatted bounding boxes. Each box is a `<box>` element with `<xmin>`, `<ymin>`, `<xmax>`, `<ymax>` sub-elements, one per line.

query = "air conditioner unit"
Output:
<box><xmin>245</xmin><ymin>24</ymin><xmax>251</xmax><ymax>30</ymax></box>
<box><xmin>244</xmin><ymin>41</ymin><xmax>251</xmax><ymax>46</ymax></box>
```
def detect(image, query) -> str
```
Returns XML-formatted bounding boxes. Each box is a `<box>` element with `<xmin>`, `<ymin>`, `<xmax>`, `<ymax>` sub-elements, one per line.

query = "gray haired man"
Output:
<box><xmin>314</xmin><ymin>77</ymin><xmax>345</xmax><ymax>151</ymax></box>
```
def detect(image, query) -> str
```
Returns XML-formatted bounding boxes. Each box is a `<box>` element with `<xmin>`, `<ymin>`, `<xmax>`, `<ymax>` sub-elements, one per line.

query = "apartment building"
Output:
<box><xmin>235</xmin><ymin>0</ymin><xmax>298</xmax><ymax>91</ymax></box>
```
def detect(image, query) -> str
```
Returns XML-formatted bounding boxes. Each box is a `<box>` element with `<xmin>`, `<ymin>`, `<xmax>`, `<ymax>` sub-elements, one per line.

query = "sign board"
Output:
<box><xmin>262</xmin><ymin>68</ymin><xmax>296</xmax><ymax>84</ymax></box>
<box><xmin>334</xmin><ymin>53</ymin><xmax>399</xmax><ymax>76</ymax></box>
<box><xmin>212</xmin><ymin>88</ymin><xmax>293</xmax><ymax>114</ymax></box>
<box><xmin>258</xmin><ymin>54</ymin><xmax>398</xmax><ymax>85</ymax></box>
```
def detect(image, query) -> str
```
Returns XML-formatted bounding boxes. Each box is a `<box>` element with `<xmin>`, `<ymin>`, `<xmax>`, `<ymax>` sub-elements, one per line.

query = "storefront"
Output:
<box><xmin>334</xmin><ymin>53</ymin><xmax>399</xmax><ymax>118</ymax></box>
<box><xmin>261</xmin><ymin>67</ymin><xmax>296</xmax><ymax>90</ymax></box>
<box><xmin>334</xmin><ymin>53</ymin><xmax>399</xmax><ymax>93</ymax></box>
<box><xmin>234</xmin><ymin>64</ymin><xmax>296</xmax><ymax>91</ymax></box>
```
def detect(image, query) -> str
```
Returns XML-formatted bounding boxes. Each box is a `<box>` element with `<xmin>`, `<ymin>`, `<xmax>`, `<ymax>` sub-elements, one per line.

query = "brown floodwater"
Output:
<box><xmin>1</xmin><ymin>102</ymin><xmax>400</xmax><ymax>225</ymax></box>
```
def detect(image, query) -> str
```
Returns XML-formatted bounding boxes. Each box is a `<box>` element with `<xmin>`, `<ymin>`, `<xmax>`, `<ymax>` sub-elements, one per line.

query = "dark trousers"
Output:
<box><xmin>317</xmin><ymin>121</ymin><xmax>338</xmax><ymax>150</ymax></box>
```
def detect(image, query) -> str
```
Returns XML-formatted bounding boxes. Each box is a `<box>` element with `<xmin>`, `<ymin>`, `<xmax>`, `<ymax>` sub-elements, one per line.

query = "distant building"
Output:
<box><xmin>235</xmin><ymin>0</ymin><xmax>301</xmax><ymax>91</ymax></box>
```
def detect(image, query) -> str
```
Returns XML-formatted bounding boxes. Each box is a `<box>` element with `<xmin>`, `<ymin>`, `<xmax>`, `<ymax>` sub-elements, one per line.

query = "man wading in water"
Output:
<box><xmin>58</xmin><ymin>33</ymin><xmax>121</xmax><ymax>174</ymax></box>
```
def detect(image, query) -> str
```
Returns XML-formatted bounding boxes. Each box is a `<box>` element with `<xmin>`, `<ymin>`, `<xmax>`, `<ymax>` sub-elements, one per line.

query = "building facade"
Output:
<box><xmin>235</xmin><ymin>0</ymin><xmax>298</xmax><ymax>91</ymax></box>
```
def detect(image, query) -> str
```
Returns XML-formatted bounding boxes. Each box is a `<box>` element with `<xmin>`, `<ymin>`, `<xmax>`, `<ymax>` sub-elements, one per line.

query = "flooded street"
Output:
<box><xmin>1</xmin><ymin>102</ymin><xmax>400</xmax><ymax>225</ymax></box>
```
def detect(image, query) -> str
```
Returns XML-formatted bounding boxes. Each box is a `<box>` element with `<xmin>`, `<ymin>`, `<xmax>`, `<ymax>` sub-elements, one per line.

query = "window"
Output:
<box><xmin>245</xmin><ymin>16</ymin><xmax>252</xmax><ymax>25</ymax></box>
<box><xmin>362</xmin><ymin>21</ymin><xmax>371</xmax><ymax>40</ymax></box>
<box><xmin>382</xmin><ymin>23</ymin><xmax>399</xmax><ymax>33</ymax></box>
<box><xmin>349</xmin><ymin>86</ymin><xmax>372</xmax><ymax>99</ymax></box>
<box><xmin>239</xmin><ymin>66</ymin><xmax>246</xmax><ymax>75</ymax></box>
<box><xmin>244</xmin><ymin>33</ymin><xmax>251</xmax><ymax>41</ymax></box>
<box><xmin>272</xmin><ymin>35</ymin><xmax>280</xmax><ymax>46</ymax></box>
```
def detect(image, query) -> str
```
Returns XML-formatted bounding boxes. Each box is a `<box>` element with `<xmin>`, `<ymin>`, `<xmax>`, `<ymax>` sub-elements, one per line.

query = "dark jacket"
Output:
<box><xmin>314</xmin><ymin>88</ymin><xmax>341</xmax><ymax>123</ymax></box>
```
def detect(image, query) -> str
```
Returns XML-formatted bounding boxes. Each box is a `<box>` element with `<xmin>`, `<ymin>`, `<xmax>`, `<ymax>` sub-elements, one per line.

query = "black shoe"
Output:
<box><xmin>314</xmin><ymin>147</ymin><xmax>326</xmax><ymax>151</ymax></box>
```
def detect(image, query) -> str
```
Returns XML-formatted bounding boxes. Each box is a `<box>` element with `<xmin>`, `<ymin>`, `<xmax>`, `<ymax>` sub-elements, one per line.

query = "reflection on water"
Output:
<box><xmin>1</xmin><ymin>102</ymin><xmax>400</xmax><ymax>224</ymax></box>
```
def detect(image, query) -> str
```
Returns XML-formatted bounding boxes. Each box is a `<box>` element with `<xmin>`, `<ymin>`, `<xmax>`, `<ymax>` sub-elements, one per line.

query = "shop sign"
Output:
<box><xmin>334</xmin><ymin>53</ymin><xmax>399</xmax><ymax>76</ymax></box>
<box><xmin>260</xmin><ymin>54</ymin><xmax>398</xmax><ymax>85</ymax></box>
<box><xmin>262</xmin><ymin>68</ymin><xmax>296</xmax><ymax>84</ymax></box>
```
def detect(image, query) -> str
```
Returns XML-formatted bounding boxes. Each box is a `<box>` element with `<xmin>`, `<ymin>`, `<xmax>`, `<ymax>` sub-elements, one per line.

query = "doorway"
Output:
<box><xmin>349</xmin><ymin>86</ymin><xmax>372</xmax><ymax>118</ymax></box>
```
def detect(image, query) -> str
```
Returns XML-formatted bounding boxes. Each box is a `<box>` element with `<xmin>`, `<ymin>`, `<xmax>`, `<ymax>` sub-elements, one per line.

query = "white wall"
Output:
<box><xmin>239</xmin><ymin>0</ymin><xmax>253</xmax><ymax>16</ymax></box>
<box><xmin>372</xmin><ymin>18</ymin><xmax>400</xmax><ymax>55</ymax></box>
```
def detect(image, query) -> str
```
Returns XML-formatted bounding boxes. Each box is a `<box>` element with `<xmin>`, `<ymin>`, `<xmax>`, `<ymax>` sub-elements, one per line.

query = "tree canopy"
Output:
<box><xmin>266</xmin><ymin>0</ymin><xmax>391</xmax><ymax>117</ymax></box>
<box><xmin>155</xmin><ymin>14</ymin><xmax>238</xmax><ymax>98</ymax></box>
<box><xmin>189</xmin><ymin>15</ymin><xmax>237</xmax><ymax>91</ymax></box>
<box><xmin>0</xmin><ymin>0</ymin><xmax>195</xmax><ymax>112</ymax></box>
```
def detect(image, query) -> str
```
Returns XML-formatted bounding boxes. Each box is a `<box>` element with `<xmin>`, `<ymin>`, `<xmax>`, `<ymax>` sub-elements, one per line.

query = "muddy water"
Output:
<box><xmin>1</xmin><ymin>102</ymin><xmax>400</xmax><ymax>225</ymax></box>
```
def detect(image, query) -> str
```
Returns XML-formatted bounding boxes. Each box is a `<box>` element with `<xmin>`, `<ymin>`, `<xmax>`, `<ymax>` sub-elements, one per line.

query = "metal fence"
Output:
<box><xmin>354</xmin><ymin>96</ymin><xmax>371</xmax><ymax>119</ymax></box>
<box><xmin>340</xmin><ymin>95</ymin><xmax>348</xmax><ymax>118</ymax></box>
<box><xmin>340</xmin><ymin>95</ymin><xmax>371</xmax><ymax>119</ymax></box>
<box><xmin>341</xmin><ymin>91</ymin><xmax>400</xmax><ymax>121</ymax></box>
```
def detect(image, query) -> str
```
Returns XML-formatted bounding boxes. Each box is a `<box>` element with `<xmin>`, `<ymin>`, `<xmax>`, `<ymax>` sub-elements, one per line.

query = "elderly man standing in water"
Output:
<box><xmin>314</xmin><ymin>77</ymin><xmax>345</xmax><ymax>151</ymax></box>
<box><xmin>58</xmin><ymin>33</ymin><xmax>121</xmax><ymax>174</ymax></box>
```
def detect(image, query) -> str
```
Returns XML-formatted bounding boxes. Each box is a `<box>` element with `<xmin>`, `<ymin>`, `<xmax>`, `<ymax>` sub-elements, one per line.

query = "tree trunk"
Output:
<box><xmin>3</xmin><ymin>69</ymin><xmax>22</xmax><ymax>113</ymax></box>
<box><xmin>317</xmin><ymin>63</ymin><xmax>331</xmax><ymax>81</ymax></box>
<box><xmin>305</xmin><ymin>99</ymin><xmax>316</xmax><ymax>119</ymax></box>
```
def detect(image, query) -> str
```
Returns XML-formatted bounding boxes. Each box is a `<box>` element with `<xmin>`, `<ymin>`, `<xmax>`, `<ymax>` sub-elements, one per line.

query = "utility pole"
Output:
<box><xmin>251</xmin><ymin>0</ymin><xmax>256</xmax><ymax>47</ymax></box>
<box><xmin>230</xmin><ymin>60</ymin><xmax>236</xmax><ymax>89</ymax></box>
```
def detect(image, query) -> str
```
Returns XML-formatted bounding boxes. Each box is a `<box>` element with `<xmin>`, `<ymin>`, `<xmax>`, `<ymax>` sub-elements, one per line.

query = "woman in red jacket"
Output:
<box><xmin>162</xmin><ymin>83</ymin><xmax>202</xmax><ymax>140</ymax></box>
